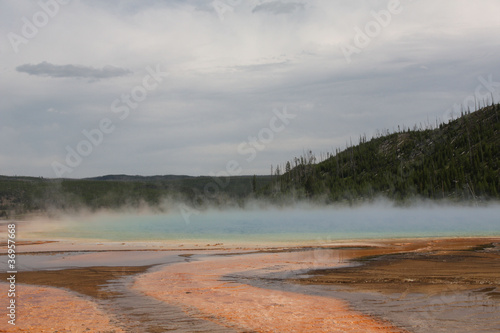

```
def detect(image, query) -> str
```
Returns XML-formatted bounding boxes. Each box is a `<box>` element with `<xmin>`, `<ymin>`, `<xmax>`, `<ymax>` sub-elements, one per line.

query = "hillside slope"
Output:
<box><xmin>268</xmin><ymin>104</ymin><xmax>500</xmax><ymax>202</ymax></box>
<box><xmin>1</xmin><ymin>105</ymin><xmax>498</xmax><ymax>217</ymax></box>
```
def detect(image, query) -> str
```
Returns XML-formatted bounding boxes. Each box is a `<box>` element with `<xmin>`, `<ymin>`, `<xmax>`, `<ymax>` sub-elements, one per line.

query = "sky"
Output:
<box><xmin>1</xmin><ymin>0</ymin><xmax>500</xmax><ymax>178</ymax></box>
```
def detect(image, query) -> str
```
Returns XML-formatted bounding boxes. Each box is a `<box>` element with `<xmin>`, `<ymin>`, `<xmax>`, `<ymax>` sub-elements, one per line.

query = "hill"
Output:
<box><xmin>1</xmin><ymin>104</ymin><xmax>498</xmax><ymax>217</ymax></box>
<box><xmin>264</xmin><ymin>104</ymin><xmax>500</xmax><ymax>202</ymax></box>
<box><xmin>0</xmin><ymin>174</ymin><xmax>271</xmax><ymax>217</ymax></box>
<box><xmin>85</xmin><ymin>174</ymin><xmax>192</xmax><ymax>182</ymax></box>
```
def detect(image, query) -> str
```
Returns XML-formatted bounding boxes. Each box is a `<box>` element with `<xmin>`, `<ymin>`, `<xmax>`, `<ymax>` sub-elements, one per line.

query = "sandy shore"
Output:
<box><xmin>1</xmin><ymin>237</ymin><xmax>499</xmax><ymax>332</ymax></box>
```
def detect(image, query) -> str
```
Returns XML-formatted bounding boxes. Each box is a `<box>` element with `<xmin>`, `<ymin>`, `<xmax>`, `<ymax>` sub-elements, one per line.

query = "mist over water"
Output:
<box><xmin>24</xmin><ymin>202</ymin><xmax>500</xmax><ymax>243</ymax></box>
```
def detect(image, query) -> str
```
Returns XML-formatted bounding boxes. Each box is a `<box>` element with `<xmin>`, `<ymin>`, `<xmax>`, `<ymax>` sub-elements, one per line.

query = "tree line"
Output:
<box><xmin>263</xmin><ymin>104</ymin><xmax>500</xmax><ymax>203</ymax></box>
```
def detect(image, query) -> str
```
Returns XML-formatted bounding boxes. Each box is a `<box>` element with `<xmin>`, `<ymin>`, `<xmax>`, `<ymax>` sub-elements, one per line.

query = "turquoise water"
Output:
<box><xmin>34</xmin><ymin>204</ymin><xmax>500</xmax><ymax>243</ymax></box>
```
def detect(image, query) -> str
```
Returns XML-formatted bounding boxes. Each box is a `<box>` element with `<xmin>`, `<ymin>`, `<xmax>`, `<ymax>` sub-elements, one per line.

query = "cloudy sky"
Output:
<box><xmin>1</xmin><ymin>0</ymin><xmax>500</xmax><ymax>178</ymax></box>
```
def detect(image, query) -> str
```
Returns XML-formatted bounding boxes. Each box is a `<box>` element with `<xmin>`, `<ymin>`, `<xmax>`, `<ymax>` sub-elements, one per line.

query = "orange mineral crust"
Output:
<box><xmin>134</xmin><ymin>251</ymin><xmax>407</xmax><ymax>333</ymax></box>
<box><xmin>0</xmin><ymin>283</ymin><xmax>124</xmax><ymax>333</ymax></box>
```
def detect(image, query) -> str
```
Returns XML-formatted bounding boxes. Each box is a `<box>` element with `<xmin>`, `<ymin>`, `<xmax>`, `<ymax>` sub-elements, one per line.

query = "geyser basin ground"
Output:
<box><xmin>1</xmin><ymin>238</ymin><xmax>499</xmax><ymax>332</ymax></box>
<box><xmin>1</xmin><ymin>205</ymin><xmax>499</xmax><ymax>332</ymax></box>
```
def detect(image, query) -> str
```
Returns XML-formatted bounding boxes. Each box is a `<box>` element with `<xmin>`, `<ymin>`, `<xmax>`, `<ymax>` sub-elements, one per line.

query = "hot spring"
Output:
<box><xmin>18</xmin><ymin>203</ymin><xmax>500</xmax><ymax>244</ymax></box>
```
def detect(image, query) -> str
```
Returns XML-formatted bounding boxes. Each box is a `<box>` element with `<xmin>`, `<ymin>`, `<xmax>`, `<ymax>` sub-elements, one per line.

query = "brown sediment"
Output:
<box><xmin>293</xmin><ymin>238</ymin><xmax>500</xmax><ymax>295</ymax></box>
<box><xmin>0</xmin><ymin>240</ymin><xmax>56</xmax><ymax>247</ymax></box>
<box><xmin>0</xmin><ymin>266</ymin><xmax>152</xmax><ymax>299</ymax></box>
<box><xmin>0</xmin><ymin>283</ymin><xmax>125</xmax><ymax>333</ymax></box>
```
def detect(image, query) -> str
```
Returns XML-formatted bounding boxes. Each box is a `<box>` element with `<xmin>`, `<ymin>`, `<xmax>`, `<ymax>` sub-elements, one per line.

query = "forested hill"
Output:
<box><xmin>0</xmin><ymin>174</ymin><xmax>272</xmax><ymax>217</ymax></box>
<box><xmin>0</xmin><ymin>105</ymin><xmax>498</xmax><ymax>217</ymax></box>
<box><xmin>267</xmin><ymin>104</ymin><xmax>500</xmax><ymax>202</ymax></box>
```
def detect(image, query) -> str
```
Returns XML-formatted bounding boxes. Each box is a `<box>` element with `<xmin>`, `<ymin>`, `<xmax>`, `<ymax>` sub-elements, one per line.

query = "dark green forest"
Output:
<box><xmin>1</xmin><ymin>104</ymin><xmax>499</xmax><ymax>218</ymax></box>
<box><xmin>0</xmin><ymin>175</ymin><xmax>272</xmax><ymax>217</ymax></box>
<box><xmin>263</xmin><ymin>104</ymin><xmax>500</xmax><ymax>203</ymax></box>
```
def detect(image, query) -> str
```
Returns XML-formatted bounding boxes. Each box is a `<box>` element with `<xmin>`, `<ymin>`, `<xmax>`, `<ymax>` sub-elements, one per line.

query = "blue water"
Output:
<box><xmin>38</xmin><ymin>204</ymin><xmax>500</xmax><ymax>243</ymax></box>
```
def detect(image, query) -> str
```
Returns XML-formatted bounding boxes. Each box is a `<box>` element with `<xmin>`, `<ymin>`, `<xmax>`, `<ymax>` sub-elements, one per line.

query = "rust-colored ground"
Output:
<box><xmin>294</xmin><ymin>238</ymin><xmax>500</xmax><ymax>295</ymax></box>
<box><xmin>133</xmin><ymin>250</ymin><xmax>408</xmax><ymax>332</ymax></box>
<box><xmin>0</xmin><ymin>284</ymin><xmax>125</xmax><ymax>333</ymax></box>
<box><xmin>1</xmin><ymin>237</ymin><xmax>499</xmax><ymax>332</ymax></box>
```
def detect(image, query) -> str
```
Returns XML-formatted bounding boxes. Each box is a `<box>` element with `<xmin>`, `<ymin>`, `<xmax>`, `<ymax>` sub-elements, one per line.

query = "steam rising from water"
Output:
<box><xmin>19</xmin><ymin>201</ymin><xmax>500</xmax><ymax>244</ymax></box>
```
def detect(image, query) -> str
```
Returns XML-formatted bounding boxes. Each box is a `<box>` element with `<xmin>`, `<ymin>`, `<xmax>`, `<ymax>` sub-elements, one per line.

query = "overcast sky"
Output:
<box><xmin>2</xmin><ymin>0</ymin><xmax>500</xmax><ymax>178</ymax></box>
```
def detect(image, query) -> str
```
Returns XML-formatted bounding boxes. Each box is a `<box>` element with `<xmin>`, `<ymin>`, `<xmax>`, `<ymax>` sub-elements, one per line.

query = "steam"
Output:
<box><xmin>18</xmin><ymin>198</ymin><xmax>500</xmax><ymax>244</ymax></box>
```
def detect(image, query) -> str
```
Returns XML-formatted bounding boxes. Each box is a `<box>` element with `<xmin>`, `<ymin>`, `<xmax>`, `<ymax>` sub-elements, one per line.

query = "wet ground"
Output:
<box><xmin>236</xmin><ymin>271</ymin><xmax>500</xmax><ymax>333</ymax></box>
<box><xmin>286</xmin><ymin>241</ymin><xmax>500</xmax><ymax>332</ymax></box>
<box><xmin>0</xmin><ymin>252</ymin><xmax>238</xmax><ymax>332</ymax></box>
<box><xmin>1</xmin><ymin>238</ymin><xmax>499</xmax><ymax>332</ymax></box>
<box><xmin>98</xmin><ymin>270</ymin><xmax>238</xmax><ymax>332</ymax></box>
